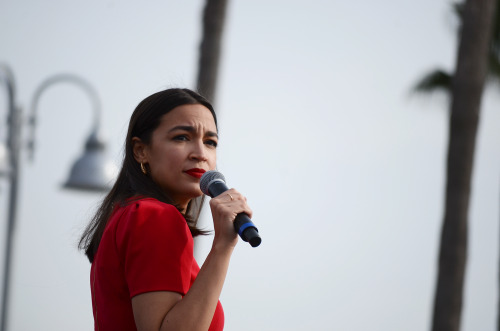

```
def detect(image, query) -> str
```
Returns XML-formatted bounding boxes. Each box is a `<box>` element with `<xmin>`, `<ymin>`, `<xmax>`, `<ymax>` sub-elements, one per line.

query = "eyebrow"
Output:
<box><xmin>168</xmin><ymin>125</ymin><xmax>218</xmax><ymax>138</ymax></box>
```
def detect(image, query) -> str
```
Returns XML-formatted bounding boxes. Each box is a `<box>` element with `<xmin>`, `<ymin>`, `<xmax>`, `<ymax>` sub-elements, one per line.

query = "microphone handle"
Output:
<box><xmin>208</xmin><ymin>181</ymin><xmax>261</xmax><ymax>247</ymax></box>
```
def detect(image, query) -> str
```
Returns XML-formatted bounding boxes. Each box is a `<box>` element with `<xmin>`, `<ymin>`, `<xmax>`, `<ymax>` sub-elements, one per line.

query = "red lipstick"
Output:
<box><xmin>185</xmin><ymin>168</ymin><xmax>206</xmax><ymax>179</ymax></box>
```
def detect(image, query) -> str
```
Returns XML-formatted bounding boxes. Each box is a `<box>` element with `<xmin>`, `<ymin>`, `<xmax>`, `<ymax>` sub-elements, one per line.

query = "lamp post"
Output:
<box><xmin>0</xmin><ymin>64</ymin><xmax>22</xmax><ymax>331</ymax></box>
<box><xmin>0</xmin><ymin>65</ymin><xmax>117</xmax><ymax>331</ymax></box>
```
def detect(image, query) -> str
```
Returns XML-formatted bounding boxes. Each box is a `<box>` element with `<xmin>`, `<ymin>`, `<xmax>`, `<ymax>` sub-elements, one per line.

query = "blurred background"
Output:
<box><xmin>1</xmin><ymin>0</ymin><xmax>499</xmax><ymax>330</ymax></box>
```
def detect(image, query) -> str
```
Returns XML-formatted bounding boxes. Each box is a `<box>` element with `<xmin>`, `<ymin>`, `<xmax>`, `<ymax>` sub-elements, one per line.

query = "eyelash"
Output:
<box><xmin>173</xmin><ymin>135</ymin><xmax>189</xmax><ymax>142</ymax></box>
<box><xmin>206</xmin><ymin>139</ymin><xmax>218</xmax><ymax>147</ymax></box>
<box><xmin>173</xmin><ymin>135</ymin><xmax>218</xmax><ymax>147</ymax></box>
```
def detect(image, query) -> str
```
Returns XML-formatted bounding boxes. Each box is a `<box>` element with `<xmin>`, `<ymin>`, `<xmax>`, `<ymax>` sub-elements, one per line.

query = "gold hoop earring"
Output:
<box><xmin>140</xmin><ymin>163</ymin><xmax>147</xmax><ymax>175</ymax></box>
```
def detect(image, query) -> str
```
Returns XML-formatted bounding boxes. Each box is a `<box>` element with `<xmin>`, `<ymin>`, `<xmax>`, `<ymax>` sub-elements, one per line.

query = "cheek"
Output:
<box><xmin>149</xmin><ymin>150</ymin><xmax>180</xmax><ymax>175</ymax></box>
<box><xmin>209</xmin><ymin>150</ymin><xmax>217</xmax><ymax>169</ymax></box>
<box><xmin>155</xmin><ymin>145</ymin><xmax>182</xmax><ymax>165</ymax></box>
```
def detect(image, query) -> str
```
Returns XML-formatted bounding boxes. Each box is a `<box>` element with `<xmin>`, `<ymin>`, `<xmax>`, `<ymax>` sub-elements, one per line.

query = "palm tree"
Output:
<box><xmin>414</xmin><ymin>1</ymin><xmax>500</xmax><ymax>93</ymax></box>
<box><xmin>414</xmin><ymin>1</ymin><xmax>497</xmax><ymax>331</ymax></box>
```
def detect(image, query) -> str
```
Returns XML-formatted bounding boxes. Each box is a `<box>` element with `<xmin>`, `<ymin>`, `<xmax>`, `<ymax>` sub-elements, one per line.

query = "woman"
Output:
<box><xmin>79</xmin><ymin>88</ymin><xmax>251</xmax><ymax>331</ymax></box>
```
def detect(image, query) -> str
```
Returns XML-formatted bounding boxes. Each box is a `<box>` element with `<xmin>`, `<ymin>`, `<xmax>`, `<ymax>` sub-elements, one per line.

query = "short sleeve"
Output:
<box><xmin>115</xmin><ymin>200</ymin><xmax>194</xmax><ymax>298</ymax></box>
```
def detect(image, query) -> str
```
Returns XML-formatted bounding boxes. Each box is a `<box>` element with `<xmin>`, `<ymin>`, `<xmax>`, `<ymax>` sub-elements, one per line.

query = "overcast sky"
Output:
<box><xmin>1</xmin><ymin>1</ymin><xmax>500</xmax><ymax>330</ymax></box>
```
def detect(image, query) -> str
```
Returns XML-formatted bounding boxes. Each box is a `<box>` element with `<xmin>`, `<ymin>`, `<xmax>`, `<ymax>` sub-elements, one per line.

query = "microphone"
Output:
<box><xmin>200</xmin><ymin>170</ymin><xmax>261</xmax><ymax>247</ymax></box>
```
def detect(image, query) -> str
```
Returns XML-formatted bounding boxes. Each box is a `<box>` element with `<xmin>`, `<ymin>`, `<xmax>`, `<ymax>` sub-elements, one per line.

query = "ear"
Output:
<box><xmin>132</xmin><ymin>137</ymin><xmax>148</xmax><ymax>163</ymax></box>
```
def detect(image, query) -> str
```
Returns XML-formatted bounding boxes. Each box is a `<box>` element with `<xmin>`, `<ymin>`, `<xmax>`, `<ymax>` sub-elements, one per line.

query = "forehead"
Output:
<box><xmin>158</xmin><ymin>104</ymin><xmax>217</xmax><ymax>131</ymax></box>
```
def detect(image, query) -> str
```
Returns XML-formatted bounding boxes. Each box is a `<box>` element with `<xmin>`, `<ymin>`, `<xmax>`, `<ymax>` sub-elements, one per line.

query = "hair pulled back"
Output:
<box><xmin>79</xmin><ymin>88</ymin><xmax>217</xmax><ymax>263</ymax></box>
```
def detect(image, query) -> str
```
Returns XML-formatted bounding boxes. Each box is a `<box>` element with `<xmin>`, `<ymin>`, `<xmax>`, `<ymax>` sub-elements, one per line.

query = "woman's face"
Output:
<box><xmin>134</xmin><ymin>104</ymin><xmax>218</xmax><ymax>209</ymax></box>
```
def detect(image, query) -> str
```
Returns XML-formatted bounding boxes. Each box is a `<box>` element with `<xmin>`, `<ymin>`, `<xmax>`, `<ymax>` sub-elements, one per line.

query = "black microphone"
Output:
<box><xmin>200</xmin><ymin>170</ymin><xmax>261</xmax><ymax>247</ymax></box>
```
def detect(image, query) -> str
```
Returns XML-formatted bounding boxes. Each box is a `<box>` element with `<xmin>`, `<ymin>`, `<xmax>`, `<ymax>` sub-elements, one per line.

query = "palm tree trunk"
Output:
<box><xmin>193</xmin><ymin>0</ymin><xmax>229</xmax><ymax>260</ymax></box>
<box><xmin>431</xmin><ymin>0</ymin><xmax>497</xmax><ymax>330</ymax></box>
<box><xmin>196</xmin><ymin>0</ymin><xmax>229</xmax><ymax>104</ymax></box>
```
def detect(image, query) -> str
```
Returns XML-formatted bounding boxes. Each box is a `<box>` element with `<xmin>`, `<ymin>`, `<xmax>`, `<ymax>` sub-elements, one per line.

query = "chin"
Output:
<box><xmin>191</xmin><ymin>191</ymin><xmax>204</xmax><ymax>199</ymax></box>
<box><xmin>186</xmin><ymin>188</ymin><xmax>204</xmax><ymax>199</ymax></box>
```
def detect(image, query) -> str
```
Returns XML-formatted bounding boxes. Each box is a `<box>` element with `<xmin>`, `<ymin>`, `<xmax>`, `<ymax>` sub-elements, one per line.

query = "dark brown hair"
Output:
<box><xmin>78</xmin><ymin>88</ymin><xmax>217</xmax><ymax>263</ymax></box>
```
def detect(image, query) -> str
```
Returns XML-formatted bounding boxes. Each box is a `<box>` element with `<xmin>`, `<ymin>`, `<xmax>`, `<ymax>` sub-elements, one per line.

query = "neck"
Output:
<box><xmin>178</xmin><ymin>200</ymin><xmax>190</xmax><ymax>214</ymax></box>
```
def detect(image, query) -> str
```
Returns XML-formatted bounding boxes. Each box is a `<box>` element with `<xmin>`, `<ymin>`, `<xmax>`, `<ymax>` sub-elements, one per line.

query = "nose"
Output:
<box><xmin>189</xmin><ymin>139</ymin><xmax>208</xmax><ymax>162</ymax></box>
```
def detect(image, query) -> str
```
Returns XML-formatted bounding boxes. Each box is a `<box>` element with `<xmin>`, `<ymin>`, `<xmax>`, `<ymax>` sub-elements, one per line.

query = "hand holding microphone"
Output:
<box><xmin>200</xmin><ymin>171</ymin><xmax>261</xmax><ymax>247</ymax></box>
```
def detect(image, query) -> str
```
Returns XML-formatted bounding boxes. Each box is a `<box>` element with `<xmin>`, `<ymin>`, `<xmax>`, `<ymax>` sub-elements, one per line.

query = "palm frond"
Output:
<box><xmin>452</xmin><ymin>1</ymin><xmax>465</xmax><ymax>20</ymax></box>
<box><xmin>490</xmin><ymin>0</ymin><xmax>500</xmax><ymax>54</ymax></box>
<box><xmin>413</xmin><ymin>69</ymin><xmax>453</xmax><ymax>94</ymax></box>
<box><xmin>487</xmin><ymin>53</ymin><xmax>500</xmax><ymax>83</ymax></box>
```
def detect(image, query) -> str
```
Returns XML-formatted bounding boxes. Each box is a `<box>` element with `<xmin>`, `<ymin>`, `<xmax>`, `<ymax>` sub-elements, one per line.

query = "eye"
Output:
<box><xmin>205</xmin><ymin>139</ymin><xmax>218</xmax><ymax>148</ymax></box>
<box><xmin>173</xmin><ymin>134</ymin><xmax>189</xmax><ymax>141</ymax></box>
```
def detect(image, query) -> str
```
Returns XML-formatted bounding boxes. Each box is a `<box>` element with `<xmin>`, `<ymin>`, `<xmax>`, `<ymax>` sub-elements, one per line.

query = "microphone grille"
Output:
<box><xmin>200</xmin><ymin>170</ymin><xmax>226</xmax><ymax>195</ymax></box>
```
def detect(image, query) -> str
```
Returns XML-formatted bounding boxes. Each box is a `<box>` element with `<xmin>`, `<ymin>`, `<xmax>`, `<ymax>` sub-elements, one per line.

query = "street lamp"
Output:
<box><xmin>0</xmin><ymin>65</ymin><xmax>117</xmax><ymax>331</ymax></box>
<box><xmin>28</xmin><ymin>73</ymin><xmax>116</xmax><ymax>191</ymax></box>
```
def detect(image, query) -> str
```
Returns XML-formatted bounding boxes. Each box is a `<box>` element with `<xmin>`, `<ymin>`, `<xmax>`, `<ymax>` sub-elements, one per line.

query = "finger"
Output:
<box><xmin>224</xmin><ymin>189</ymin><xmax>246</xmax><ymax>201</ymax></box>
<box><xmin>230</xmin><ymin>201</ymin><xmax>253</xmax><ymax>219</ymax></box>
<box><xmin>213</xmin><ymin>189</ymin><xmax>244</xmax><ymax>203</ymax></box>
<box><xmin>210</xmin><ymin>196</ymin><xmax>253</xmax><ymax>219</ymax></box>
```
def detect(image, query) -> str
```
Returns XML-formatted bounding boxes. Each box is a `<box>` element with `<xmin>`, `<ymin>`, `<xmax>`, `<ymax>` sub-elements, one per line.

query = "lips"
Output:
<box><xmin>185</xmin><ymin>168</ymin><xmax>206</xmax><ymax>179</ymax></box>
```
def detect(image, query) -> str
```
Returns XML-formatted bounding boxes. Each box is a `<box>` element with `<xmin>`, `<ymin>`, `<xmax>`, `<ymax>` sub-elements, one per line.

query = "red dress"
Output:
<box><xmin>91</xmin><ymin>198</ymin><xmax>224</xmax><ymax>330</ymax></box>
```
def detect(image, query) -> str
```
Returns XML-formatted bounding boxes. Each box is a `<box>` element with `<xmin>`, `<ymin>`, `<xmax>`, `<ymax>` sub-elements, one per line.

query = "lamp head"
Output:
<box><xmin>63</xmin><ymin>130</ymin><xmax>117</xmax><ymax>192</ymax></box>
